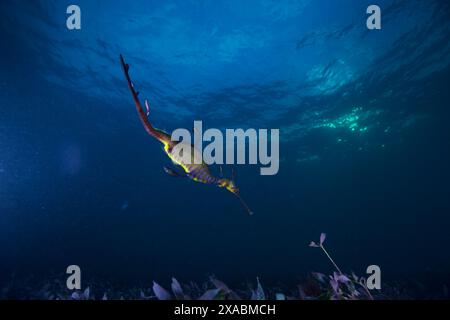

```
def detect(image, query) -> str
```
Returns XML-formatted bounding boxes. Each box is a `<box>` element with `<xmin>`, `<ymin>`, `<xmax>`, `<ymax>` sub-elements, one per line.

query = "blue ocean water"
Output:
<box><xmin>0</xmin><ymin>0</ymin><xmax>449</xmax><ymax>297</ymax></box>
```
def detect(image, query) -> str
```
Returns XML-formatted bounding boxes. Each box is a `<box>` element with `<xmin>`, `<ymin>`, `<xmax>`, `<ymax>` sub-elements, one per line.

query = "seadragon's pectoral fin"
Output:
<box><xmin>163</xmin><ymin>165</ymin><xmax>186</xmax><ymax>177</ymax></box>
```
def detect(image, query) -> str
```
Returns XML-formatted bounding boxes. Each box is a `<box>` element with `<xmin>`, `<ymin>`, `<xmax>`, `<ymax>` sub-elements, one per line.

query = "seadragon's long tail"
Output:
<box><xmin>234</xmin><ymin>192</ymin><xmax>253</xmax><ymax>215</ymax></box>
<box><xmin>120</xmin><ymin>54</ymin><xmax>171</xmax><ymax>145</ymax></box>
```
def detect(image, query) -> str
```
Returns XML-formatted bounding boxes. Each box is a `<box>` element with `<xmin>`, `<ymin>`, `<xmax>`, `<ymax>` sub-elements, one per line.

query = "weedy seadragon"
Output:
<box><xmin>120</xmin><ymin>55</ymin><xmax>253</xmax><ymax>215</ymax></box>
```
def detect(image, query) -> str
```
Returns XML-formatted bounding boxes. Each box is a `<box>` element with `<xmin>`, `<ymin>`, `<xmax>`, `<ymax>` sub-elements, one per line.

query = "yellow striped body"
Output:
<box><xmin>164</xmin><ymin>141</ymin><xmax>219</xmax><ymax>185</ymax></box>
